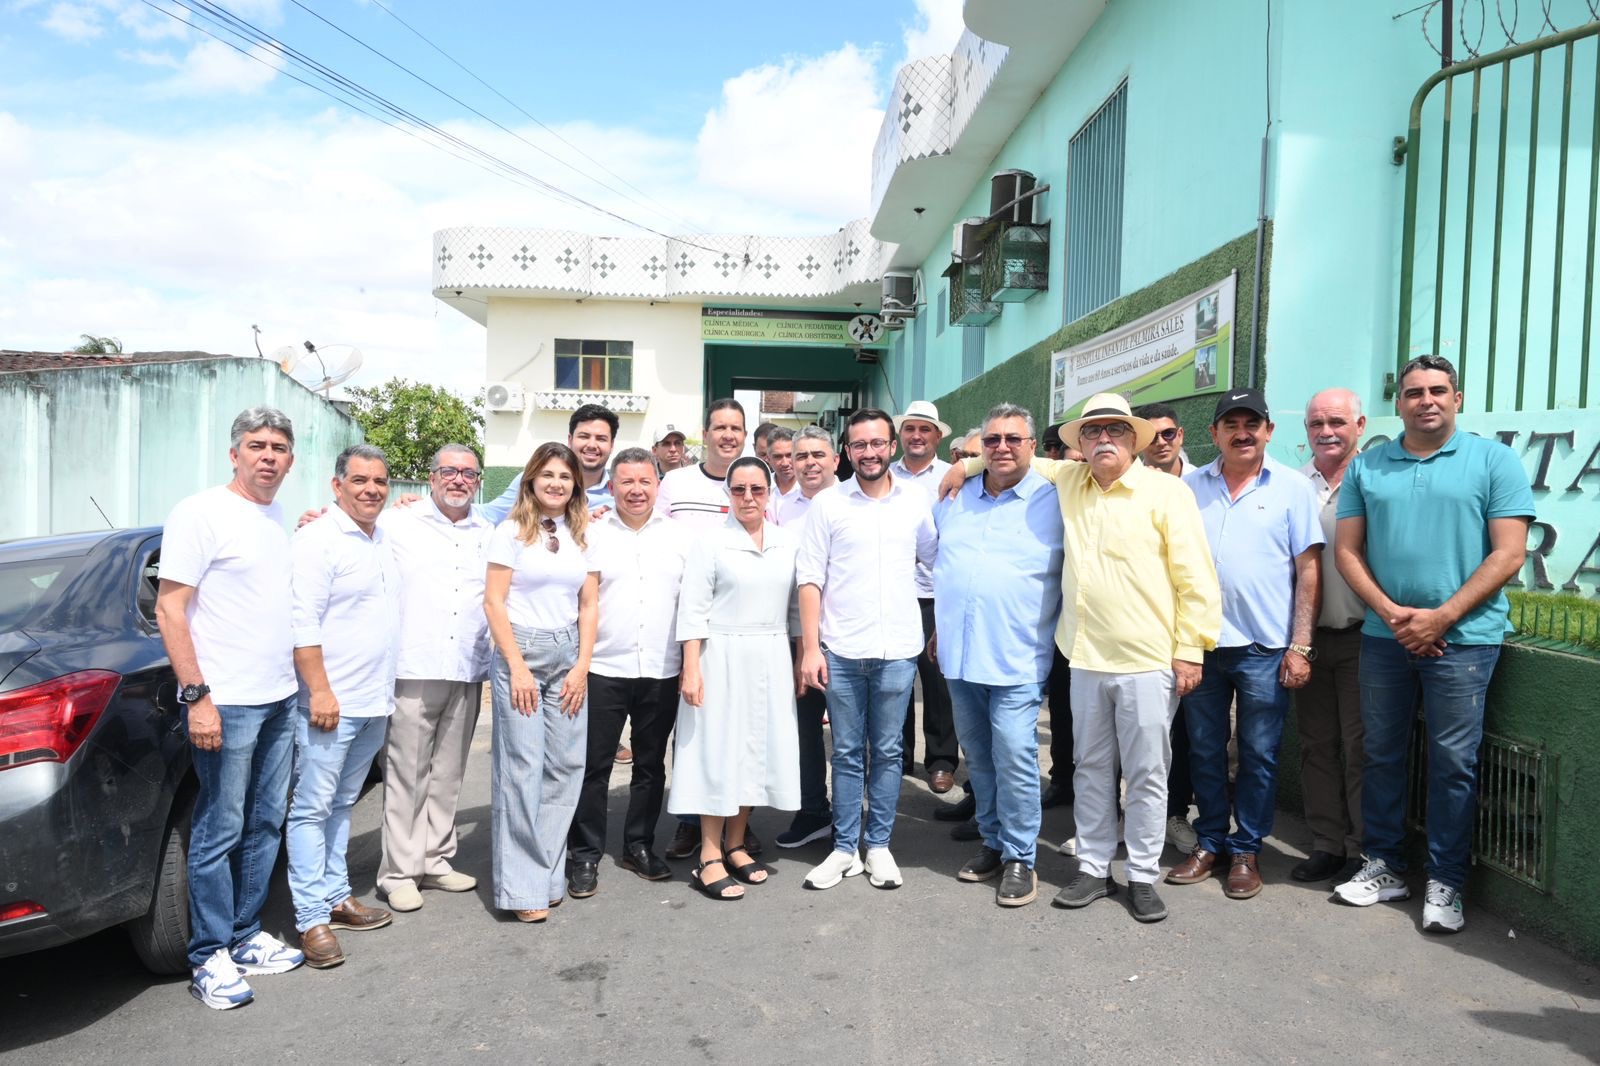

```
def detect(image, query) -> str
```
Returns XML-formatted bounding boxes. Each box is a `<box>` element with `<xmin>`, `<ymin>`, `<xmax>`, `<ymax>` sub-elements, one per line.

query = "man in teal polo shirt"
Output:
<box><xmin>1331</xmin><ymin>355</ymin><xmax>1534</xmax><ymax>934</ymax></box>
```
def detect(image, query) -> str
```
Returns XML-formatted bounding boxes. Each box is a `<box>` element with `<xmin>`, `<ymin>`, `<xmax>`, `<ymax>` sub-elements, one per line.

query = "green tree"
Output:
<box><xmin>73</xmin><ymin>334</ymin><xmax>123</xmax><ymax>354</ymax></box>
<box><xmin>345</xmin><ymin>377</ymin><xmax>484</xmax><ymax>480</ymax></box>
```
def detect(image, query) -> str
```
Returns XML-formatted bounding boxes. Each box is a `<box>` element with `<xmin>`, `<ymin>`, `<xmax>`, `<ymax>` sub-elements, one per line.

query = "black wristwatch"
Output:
<box><xmin>178</xmin><ymin>683</ymin><xmax>212</xmax><ymax>705</ymax></box>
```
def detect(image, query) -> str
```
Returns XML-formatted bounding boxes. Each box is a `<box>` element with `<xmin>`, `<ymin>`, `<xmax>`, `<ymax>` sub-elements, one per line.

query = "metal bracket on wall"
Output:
<box><xmin>1382</xmin><ymin>372</ymin><xmax>1397</xmax><ymax>400</ymax></box>
<box><xmin>1391</xmin><ymin>136</ymin><xmax>1408</xmax><ymax>166</ymax></box>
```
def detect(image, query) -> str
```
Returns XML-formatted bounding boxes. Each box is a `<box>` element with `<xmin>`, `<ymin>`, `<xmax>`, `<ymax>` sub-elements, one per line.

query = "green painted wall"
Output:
<box><xmin>933</xmin><ymin>228</ymin><xmax>1269</xmax><ymax>458</ymax></box>
<box><xmin>704</xmin><ymin>343</ymin><xmax>875</xmax><ymax>406</ymax></box>
<box><xmin>1279</xmin><ymin>640</ymin><xmax>1600</xmax><ymax>962</ymax></box>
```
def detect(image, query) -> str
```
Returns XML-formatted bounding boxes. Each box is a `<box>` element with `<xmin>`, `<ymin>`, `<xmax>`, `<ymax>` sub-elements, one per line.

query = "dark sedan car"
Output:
<box><xmin>0</xmin><ymin>527</ymin><xmax>194</xmax><ymax>974</ymax></box>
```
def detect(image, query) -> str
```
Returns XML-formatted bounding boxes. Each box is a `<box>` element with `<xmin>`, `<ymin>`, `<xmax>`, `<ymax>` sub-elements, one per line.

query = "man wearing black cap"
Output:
<box><xmin>1167</xmin><ymin>388</ymin><xmax>1323</xmax><ymax>900</ymax></box>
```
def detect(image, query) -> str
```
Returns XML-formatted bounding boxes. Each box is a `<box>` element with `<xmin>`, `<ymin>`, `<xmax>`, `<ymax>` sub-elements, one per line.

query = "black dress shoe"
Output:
<box><xmin>996</xmin><ymin>861</ymin><xmax>1037</xmax><ymax>907</ymax></box>
<box><xmin>950</xmin><ymin>816</ymin><xmax>981</xmax><ymax>842</ymax></box>
<box><xmin>665</xmin><ymin>821</ymin><xmax>702</xmax><ymax>861</ymax></box>
<box><xmin>568</xmin><ymin>860</ymin><xmax>600</xmax><ymax>898</ymax></box>
<box><xmin>1291</xmin><ymin>850</ymin><xmax>1348</xmax><ymax>882</ymax></box>
<box><xmin>934</xmin><ymin>792</ymin><xmax>977</xmax><ymax>822</ymax></box>
<box><xmin>1041</xmin><ymin>781</ymin><xmax>1073</xmax><ymax>809</ymax></box>
<box><xmin>620</xmin><ymin>843</ymin><xmax>672</xmax><ymax>881</ymax></box>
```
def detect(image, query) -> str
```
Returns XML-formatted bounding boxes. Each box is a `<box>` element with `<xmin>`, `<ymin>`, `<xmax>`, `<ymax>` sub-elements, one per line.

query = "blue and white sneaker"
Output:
<box><xmin>190</xmin><ymin>949</ymin><xmax>254</xmax><ymax>1010</ymax></box>
<box><xmin>1331</xmin><ymin>857</ymin><xmax>1411</xmax><ymax>907</ymax></box>
<box><xmin>230</xmin><ymin>931</ymin><xmax>305</xmax><ymax>975</ymax></box>
<box><xmin>1422</xmin><ymin>880</ymin><xmax>1466</xmax><ymax>933</ymax></box>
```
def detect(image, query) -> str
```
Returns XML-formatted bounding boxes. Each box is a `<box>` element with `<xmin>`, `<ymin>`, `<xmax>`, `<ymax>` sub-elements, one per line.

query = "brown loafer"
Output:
<box><xmin>1225</xmin><ymin>853</ymin><xmax>1263</xmax><ymax>899</ymax></box>
<box><xmin>300</xmin><ymin>924</ymin><xmax>344</xmax><ymax>969</ymax></box>
<box><xmin>928</xmin><ymin>769</ymin><xmax>955</xmax><ymax>794</ymax></box>
<box><xmin>1165</xmin><ymin>847</ymin><xmax>1218</xmax><ymax>885</ymax></box>
<box><xmin>665</xmin><ymin>821</ymin><xmax>702</xmax><ymax>861</ymax></box>
<box><xmin>328</xmin><ymin>896</ymin><xmax>393</xmax><ymax>931</ymax></box>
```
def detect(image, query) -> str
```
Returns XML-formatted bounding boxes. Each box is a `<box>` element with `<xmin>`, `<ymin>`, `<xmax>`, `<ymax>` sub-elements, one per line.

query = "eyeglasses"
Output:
<box><xmin>729</xmin><ymin>484</ymin><xmax>769</xmax><ymax>498</ymax></box>
<box><xmin>981</xmin><ymin>434</ymin><xmax>1033</xmax><ymax>449</ymax></box>
<box><xmin>1078</xmin><ymin>423</ymin><xmax>1131</xmax><ymax>440</ymax></box>
<box><xmin>1152</xmin><ymin>428</ymin><xmax>1179</xmax><ymax>443</ymax></box>
<box><xmin>845</xmin><ymin>438</ymin><xmax>892</xmax><ymax>454</ymax></box>
<box><xmin>433</xmin><ymin>466</ymin><xmax>482</xmax><ymax>482</ymax></box>
<box><xmin>539</xmin><ymin>517</ymin><xmax>559</xmax><ymax>554</ymax></box>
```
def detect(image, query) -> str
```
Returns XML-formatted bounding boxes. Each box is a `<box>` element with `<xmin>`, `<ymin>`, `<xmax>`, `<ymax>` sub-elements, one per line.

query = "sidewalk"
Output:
<box><xmin>4</xmin><ymin>715</ymin><xmax>1597</xmax><ymax>1063</ymax></box>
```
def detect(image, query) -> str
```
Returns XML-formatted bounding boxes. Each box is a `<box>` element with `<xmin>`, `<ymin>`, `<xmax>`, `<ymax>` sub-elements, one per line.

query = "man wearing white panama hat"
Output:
<box><xmin>940</xmin><ymin>391</ymin><xmax>1220</xmax><ymax>922</ymax></box>
<box><xmin>889</xmin><ymin>400</ymin><xmax>960</xmax><ymax>794</ymax></box>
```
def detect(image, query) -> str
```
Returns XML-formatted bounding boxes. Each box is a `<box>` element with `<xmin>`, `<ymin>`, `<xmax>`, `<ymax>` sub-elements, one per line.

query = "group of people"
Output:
<box><xmin>157</xmin><ymin>352</ymin><xmax>1532</xmax><ymax>1012</ymax></box>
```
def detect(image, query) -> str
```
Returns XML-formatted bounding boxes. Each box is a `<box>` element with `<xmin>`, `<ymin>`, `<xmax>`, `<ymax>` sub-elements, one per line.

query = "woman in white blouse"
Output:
<box><xmin>669</xmin><ymin>457</ymin><xmax>802</xmax><ymax>901</ymax></box>
<box><xmin>484</xmin><ymin>442</ymin><xmax>599</xmax><ymax>923</ymax></box>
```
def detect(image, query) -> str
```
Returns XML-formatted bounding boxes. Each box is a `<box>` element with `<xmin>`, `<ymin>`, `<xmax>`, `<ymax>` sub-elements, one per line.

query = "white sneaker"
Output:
<box><xmin>385</xmin><ymin>883</ymin><xmax>424</xmax><ymax>912</ymax></box>
<box><xmin>803</xmin><ymin>849</ymin><xmax>864</xmax><ymax>890</ymax></box>
<box><xmin>1165</xmin><ymin>815</ymin><xmax>1198</xmax><ymax>853</ymax></box>
<box><xmin>229</xmin><ymin>931</ymin><xmax>303</xmax><ymax>975</ymax></box>
<box><xmin>420</xmin><ymin>871</ymin><xmax>477</xmax><ymax>892</ymax></box>
<box><xmin>864</xmin><ymin>847</ymin><xmax>903</xmax><ymax>890</ymax></box>
<box><xmin>1422</xmin><ymin>880</ymin><xmax>1465</xmax><ymax>933</ymax></box>
<box><xmin>191</xmin><ymin>948</ymin><xmax>254</xmax><ymax>1010</ymax></box>
<box><xmin>1331</xmin><ymin>857</ymin><xmax>1411</xmax><ymax>907</ymax></box>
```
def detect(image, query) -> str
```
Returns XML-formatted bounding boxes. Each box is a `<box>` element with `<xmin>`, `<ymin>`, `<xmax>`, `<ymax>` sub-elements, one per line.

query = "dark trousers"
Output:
<box><xmin>1045</xmin><ymin>647</ymin><xmax>1074</xmax><ymax>785</ymax></box>
<box><xmin>1168</xmin><ymin>700</ymin><xmax>1193</xmax><ymax>817</ymax></box>
<box><xmin>568</xmin><ymin>673</ymin><xmax>678</xmax><ymax>862</ymax></box>
<box><xmin>796</xmin><ymin>685</ymin><xmax>831</xmax><ymax>818</ymax></box>
<box><xmin>903</xmin><ymin>597</ymin><xmax>959</xmax><ymax>773</ymax></box>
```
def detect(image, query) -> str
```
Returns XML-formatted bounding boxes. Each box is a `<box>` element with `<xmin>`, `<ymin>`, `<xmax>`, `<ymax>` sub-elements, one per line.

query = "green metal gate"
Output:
<box><xmin>1396</xmin><ymin>21</ymin><xmax>1600</xmax><ymax>412</ymax></box>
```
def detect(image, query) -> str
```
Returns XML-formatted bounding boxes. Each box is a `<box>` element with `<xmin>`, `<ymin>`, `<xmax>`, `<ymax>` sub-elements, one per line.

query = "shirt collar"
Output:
<box><xmin>602</xmin><ymin>508</ymin><xmax>668</xmax><ymax>532</ymax></box>
<box><xmin>1388</xmin><ymin>428</ymin><xmax>1464</xmax><ymax>460</ymax></box>
<box><xmin>421</xmin><ymin>494</ymin><xmax>489</xmax><ymax>529</ymax></box>
<box><xmin>328</xmin><ymin>503</ymin><xmax>378</xmax><ymax>541</ymax></box>
<box><xmin>975</xmin><ymin>468</ymin><xmax>1047</xmax><ymax>500</ymax></box>
<box><xmin>840</xmin><ymin>474</ymin><xmax>902</xmax><ymax>500</ymax></box>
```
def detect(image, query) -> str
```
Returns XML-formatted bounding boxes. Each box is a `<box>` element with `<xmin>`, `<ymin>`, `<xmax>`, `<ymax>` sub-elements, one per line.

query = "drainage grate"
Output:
<box><xmin>1405</xmin><ymin>720</ymin><xmax>1553</xmax><ymax>891</ymax></box>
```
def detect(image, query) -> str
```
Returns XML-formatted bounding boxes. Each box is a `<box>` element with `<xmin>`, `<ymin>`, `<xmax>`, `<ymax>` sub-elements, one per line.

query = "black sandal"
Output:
<box><xmin>690</xmin><ymin>855</ymin><xmax>744</xmax><ymax>901</ymax></box>
<box><xmin>725</xmin><ymin>844</ymin><xmax>770</xmax><ymax>885</ymax></box>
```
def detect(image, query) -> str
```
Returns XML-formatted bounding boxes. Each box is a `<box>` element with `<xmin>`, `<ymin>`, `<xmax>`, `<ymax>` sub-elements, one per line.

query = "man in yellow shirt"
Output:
<box><xmin>941</xmin><ymin>392</ymin><xmax>1220</xmax><ymax>921</ymax></box>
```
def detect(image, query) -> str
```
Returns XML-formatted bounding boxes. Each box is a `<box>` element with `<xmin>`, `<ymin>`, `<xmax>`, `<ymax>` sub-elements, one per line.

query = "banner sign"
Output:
<box><xmin>701</xmin><ymin>307</ymin><xmax>888</xmax><ymax>348</ymax></box>
<box><xmin>1049</xmin><ymin>273</ymin><xmax>1236</xmax><ymax>424</ymax></box>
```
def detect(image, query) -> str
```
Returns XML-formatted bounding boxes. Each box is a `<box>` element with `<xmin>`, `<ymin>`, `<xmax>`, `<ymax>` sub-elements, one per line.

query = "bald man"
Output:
<box><xmin>1293</xmin><ymin>388</ymin><xmax>1368</xmax><ymax>885</ymax></box>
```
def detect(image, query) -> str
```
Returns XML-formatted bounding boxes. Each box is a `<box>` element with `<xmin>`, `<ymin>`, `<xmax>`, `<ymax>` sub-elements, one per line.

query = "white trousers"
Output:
<box><xmin>1069</xmin><ymin>667</ymin><xmax>1177</xmax><ymax>883</ymax></box>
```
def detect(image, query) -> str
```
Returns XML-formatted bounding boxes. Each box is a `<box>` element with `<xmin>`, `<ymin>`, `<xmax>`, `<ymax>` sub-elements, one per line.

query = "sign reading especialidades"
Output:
<box><xmin>701</xmin><ymin>307</ymin><xmax>889</xmax><ymax>348</ymax></box>
<box><xmin>1048</xmin><ymin>273</ymin><xmax>1236</xmax><ymax>424</ymax></box>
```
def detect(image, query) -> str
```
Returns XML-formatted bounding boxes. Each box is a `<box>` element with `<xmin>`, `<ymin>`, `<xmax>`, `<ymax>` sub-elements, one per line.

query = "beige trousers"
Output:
<box><xmin>378</xmin><ymin>679</ymin><xmax>482</xmax><ymax>893</ymax></box>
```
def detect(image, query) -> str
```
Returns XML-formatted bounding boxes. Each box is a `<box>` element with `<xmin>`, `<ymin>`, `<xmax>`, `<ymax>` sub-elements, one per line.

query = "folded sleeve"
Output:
<box><xmin>675</xmin><ymin>538</ymin><xmax>717</xmax><ymax>642</ymax></box>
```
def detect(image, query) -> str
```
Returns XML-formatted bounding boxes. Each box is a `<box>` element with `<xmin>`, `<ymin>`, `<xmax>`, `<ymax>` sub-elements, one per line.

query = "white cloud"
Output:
<box><xmin>42</xmin><ymin>2</ymin><xmax>103</xmax><ymax>41</ymax></box>
<box><xmin>694</xmin><ymin>44</ymin><xmax>884</xmax><ymax>222</ymax></box>
<box><xmin>158</xmin><ymin>39</ymin><xmax>283</xmax><ymax>96</ymax></box>
<box><xmin>901</xmin><ymin>0</ymin><xmax>967</xmax><ymax>61</ymax></box>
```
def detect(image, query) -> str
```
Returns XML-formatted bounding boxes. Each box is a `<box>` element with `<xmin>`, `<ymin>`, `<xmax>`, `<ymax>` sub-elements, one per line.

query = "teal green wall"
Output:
<box><xmin>704</xmin><ymin>343</ymin><xmax>875</xmax><ymax>407</ymax></box>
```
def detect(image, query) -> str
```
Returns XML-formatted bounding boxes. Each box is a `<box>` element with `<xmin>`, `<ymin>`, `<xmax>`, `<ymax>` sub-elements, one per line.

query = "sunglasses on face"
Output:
<box><xmin>1152</xmin><ymin>428</ymin><xmax>1179</xmax><ymax>443</ymax></box>
<box><xmin>981</xmin><ymin>434</ymin><xmax>1032</xmax><ymax>448</ymax></box>
<box><xmin>729</xmin><ymin>484</ymin><xmax>769</xmax><ymax>498</ymax></box>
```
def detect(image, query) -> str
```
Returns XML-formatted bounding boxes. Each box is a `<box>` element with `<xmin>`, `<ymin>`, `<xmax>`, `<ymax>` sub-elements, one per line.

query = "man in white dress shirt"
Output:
<box><xmin>566</xmin><ymin>448</ymin><xmax>693</xmax><ymax>896</ymax></box>
<box><xmin>287</xmin><ymin>444</ymin><xmax>401</xmax><ymax>968</ymax></box>
<box><xmin>798</xmin><ymin>409</ymin><xmax>939</xmax><ymax>891</ymax></box>
<box><xmin>768</xmin><ymin>427</ymin><xmax>799</xmax><ymax>501</ymax></box>
<box><xmin>375</xmin><ymin>444</ymin><xmax>494</xmax><ymax>913</ymax></box>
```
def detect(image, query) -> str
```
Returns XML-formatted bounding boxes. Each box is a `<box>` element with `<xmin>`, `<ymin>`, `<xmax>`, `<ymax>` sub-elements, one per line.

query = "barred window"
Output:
<box><xmin>1065</xmin><ymin>82</ymin><xmax>1127</xmax><ymax>322</ymax></box>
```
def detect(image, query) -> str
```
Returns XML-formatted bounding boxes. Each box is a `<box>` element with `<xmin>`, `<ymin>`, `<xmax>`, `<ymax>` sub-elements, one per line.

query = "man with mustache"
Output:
<box><xmin>1290</xmin><ymin>389</ymin><xmax>1370</xmax><ymax>885</ymax></box>
<box><xmin>1331</xmin><ymin>356</ymin><xmax>1533</xmax><ymax>933</ymax></box>
<box><xmin>1168</xmin><ymin>389</ymin><xmax>1323</xmax><ymax>900</ymax></box>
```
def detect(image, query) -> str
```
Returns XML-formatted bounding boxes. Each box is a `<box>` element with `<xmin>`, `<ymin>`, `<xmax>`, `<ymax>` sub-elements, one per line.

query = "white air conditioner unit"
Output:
<box><xmin>484</xmin><ymin>382</ymin><xmax>525</xmax><ymax>413</ymax></box>
<box><xmin>881</xmin><ymin>272</ymin><xmax>916</xmax><ymax>316</ymax></box>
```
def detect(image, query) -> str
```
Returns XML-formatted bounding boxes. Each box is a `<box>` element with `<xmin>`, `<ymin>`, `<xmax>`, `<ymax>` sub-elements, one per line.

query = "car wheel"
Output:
<box><xmin>126</xmin><ymin>792</ymin><xmax>193</xmax><ymax>975</ymax></box>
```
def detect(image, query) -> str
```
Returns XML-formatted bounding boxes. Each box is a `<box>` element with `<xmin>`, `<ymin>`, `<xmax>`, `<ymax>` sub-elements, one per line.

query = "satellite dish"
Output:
<box><xmin>273</xmin><ymin>345</ymin><xmax>301</xmax><ymax>373</ymax></box>
<box><xmin>291</xmin><ymin>343</ymin><xmax>365</xmax><ymax>393</ymax></box>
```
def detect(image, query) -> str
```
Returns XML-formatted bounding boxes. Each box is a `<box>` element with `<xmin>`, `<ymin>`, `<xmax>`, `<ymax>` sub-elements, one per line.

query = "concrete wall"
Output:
<box><xmin>1</xmin><ymin>358</ymin><xmax>363</xmax><ymax>540</ymax></box>
<box><xmin>482</xmin><ymin>297</ymin><xmax>706</xmax><ymax>469</ymax></box>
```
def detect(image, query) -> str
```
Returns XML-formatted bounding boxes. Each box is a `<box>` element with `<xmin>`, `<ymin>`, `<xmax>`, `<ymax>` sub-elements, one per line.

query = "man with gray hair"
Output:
<box><xmin>287</xmin><ymin>443</ymin><xmax>401</xmax><ymax>968</ymax></box>
<box><xmin>376</xmin><ymin>444</ymin><xmax>494</xmax><ymax>912</ymax></box>
<box><xmin>156</xmin><ymin>406</ymin><xmax>305</xmax><ymax>1009</ymax></box>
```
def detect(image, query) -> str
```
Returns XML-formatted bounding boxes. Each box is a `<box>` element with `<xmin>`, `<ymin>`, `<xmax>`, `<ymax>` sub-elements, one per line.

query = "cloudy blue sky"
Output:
<box><xmin>1</xmin><ymin>0</ymin><xmax>964</xmax><ymax>389</ymax></box>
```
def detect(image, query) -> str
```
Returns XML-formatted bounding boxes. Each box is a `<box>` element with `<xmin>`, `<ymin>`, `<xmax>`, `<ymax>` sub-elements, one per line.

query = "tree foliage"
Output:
<box><xmin>344</xmin><ymin>377</ymin><xmax>484</xmax><ymax>480</ymax></box>
<box><xmin>73</xmin><ymin>334</ymin><xmax>123</xmax><ymax>354</ymax></box>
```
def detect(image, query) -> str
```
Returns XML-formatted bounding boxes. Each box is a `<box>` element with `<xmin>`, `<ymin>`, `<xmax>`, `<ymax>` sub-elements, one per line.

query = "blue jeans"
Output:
<box><xmin>1359</xmin><ymin>636</ymin><xmax>1499</xmax><ymax>890</ymax></box>
<box><xmin>824</xmin><ymin>652</ymin><xmax>916</xmax><ymax>852</ymax></box>
<box><xmin>1182</xmin><ymin>644</ymin><xmax>1290</xmax><ymax>855</ymax></box>
<box><xmin>947</xmin><ymin>679</ymin><xmax>1045</xmax><ymax>866</ymax></box>
<box><xmin>287</xmin><ymin>711</ymin><xmax>389</xmax><ymax>931</ymax></box>
<box><xmin>184</xmin><ymin>697</ymin><xmax>295</xmax><ymax>967</ymax></box>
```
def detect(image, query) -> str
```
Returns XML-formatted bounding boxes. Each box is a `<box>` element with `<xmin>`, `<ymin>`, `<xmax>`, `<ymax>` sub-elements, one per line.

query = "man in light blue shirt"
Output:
<box><xmin>1332</xmin><ymin>355</ymin><xmax>1534</xmax><ymax>934</ymax></box>
<box><xmin>479</xmin><ymin>403</ymin><xmax>617</xmax><ymax>523</ymax></box>
<box><xmin>1169</xmin><ymin>389</ymin><xmax>1323</xmax><ymax>901</ymax></box>
<box><xmin>932</xmin><ymin>404</ymin><xmax>1063</xmax><ymax>908</ymax></box>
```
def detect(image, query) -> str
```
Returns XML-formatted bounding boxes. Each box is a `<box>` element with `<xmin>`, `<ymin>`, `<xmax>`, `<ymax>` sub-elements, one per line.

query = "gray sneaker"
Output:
<box><xmin>1422</xmin><ymin>880</ymin><xmax>1465</xmax><ymax>933</ymax></box>
<box><xmin>1128</xmin><ymin>881</ymin><xmax>1168</xmax><ymax>923</ymax></box>
<box><xmin>1332</xmin><ymin>857</ymin><xmax>1410</xmax><ymax>907</ymax></box>
<box><xmin>1051</xmin><ymin>871</ymin><xmax>1115</xmax><ymax>909</ymax></box>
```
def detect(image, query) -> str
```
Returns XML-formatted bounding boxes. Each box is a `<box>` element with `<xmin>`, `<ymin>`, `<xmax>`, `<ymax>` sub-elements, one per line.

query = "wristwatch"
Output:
<box><xmin>1287</xmin><ymin>643</ymin><xmax>1316</xmax><ymax>661</ymax></box>
<box><xmin>178</xmin><ymin>683</ymin><xmax>212</xmax><ymax>705</ymax></box>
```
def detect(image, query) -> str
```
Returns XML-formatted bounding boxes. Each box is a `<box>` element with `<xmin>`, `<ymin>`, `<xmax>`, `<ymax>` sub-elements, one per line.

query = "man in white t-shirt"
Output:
<box><xmin>375</xmin><ymin>444</ymin><xmax>494</xmax><ymax>913</ymax></box>
<box><xmin>155</xmin><ymin>406</ymin><xmax>306</xmax><ymax>1010</ymax></box>
<box><xmin>287</xmin><ymin>444</ymin><xmax>402</xmax><ymax>969</ymax></box>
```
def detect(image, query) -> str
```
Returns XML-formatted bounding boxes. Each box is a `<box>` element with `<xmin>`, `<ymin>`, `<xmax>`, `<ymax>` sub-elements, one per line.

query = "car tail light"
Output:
<box><xmin>0</xmin><ymin>901</ymin><xmax>46</xmax><ymax>923</ymax></box>
<box><xmin>0</xmin><ymin>670</ymin><xmax>120</xmax><ymax>770</ymax></box>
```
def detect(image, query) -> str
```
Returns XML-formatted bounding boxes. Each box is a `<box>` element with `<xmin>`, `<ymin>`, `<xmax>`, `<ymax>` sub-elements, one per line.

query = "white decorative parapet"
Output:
<box><xmin>869</xmin><ymin>31</ymin><xmax>1010</xmax><ymax>215</ymax></box>
<box><xmin>434</xmin><ymin>218</ymin><xmax>892</xmax><ymax>301</ymax></box>
<box><xmin>532</xmin><ymin>390</ymin><xmax>650</xmax><ymax>414</ymax></box>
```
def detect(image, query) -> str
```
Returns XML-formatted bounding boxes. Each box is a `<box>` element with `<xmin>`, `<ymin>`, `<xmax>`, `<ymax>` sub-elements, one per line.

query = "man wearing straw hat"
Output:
<box><xmin>941</xmin><ymin>392</ymin><xmax>1219</xmax><ymax>921</ymax></box>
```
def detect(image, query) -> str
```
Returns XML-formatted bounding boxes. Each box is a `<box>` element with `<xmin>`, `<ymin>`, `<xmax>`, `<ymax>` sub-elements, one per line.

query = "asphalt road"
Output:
<box><xmin>4</xmin><ymin>716</ymin><xmax>1598</xmax><ymax>1064</ymax></box>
